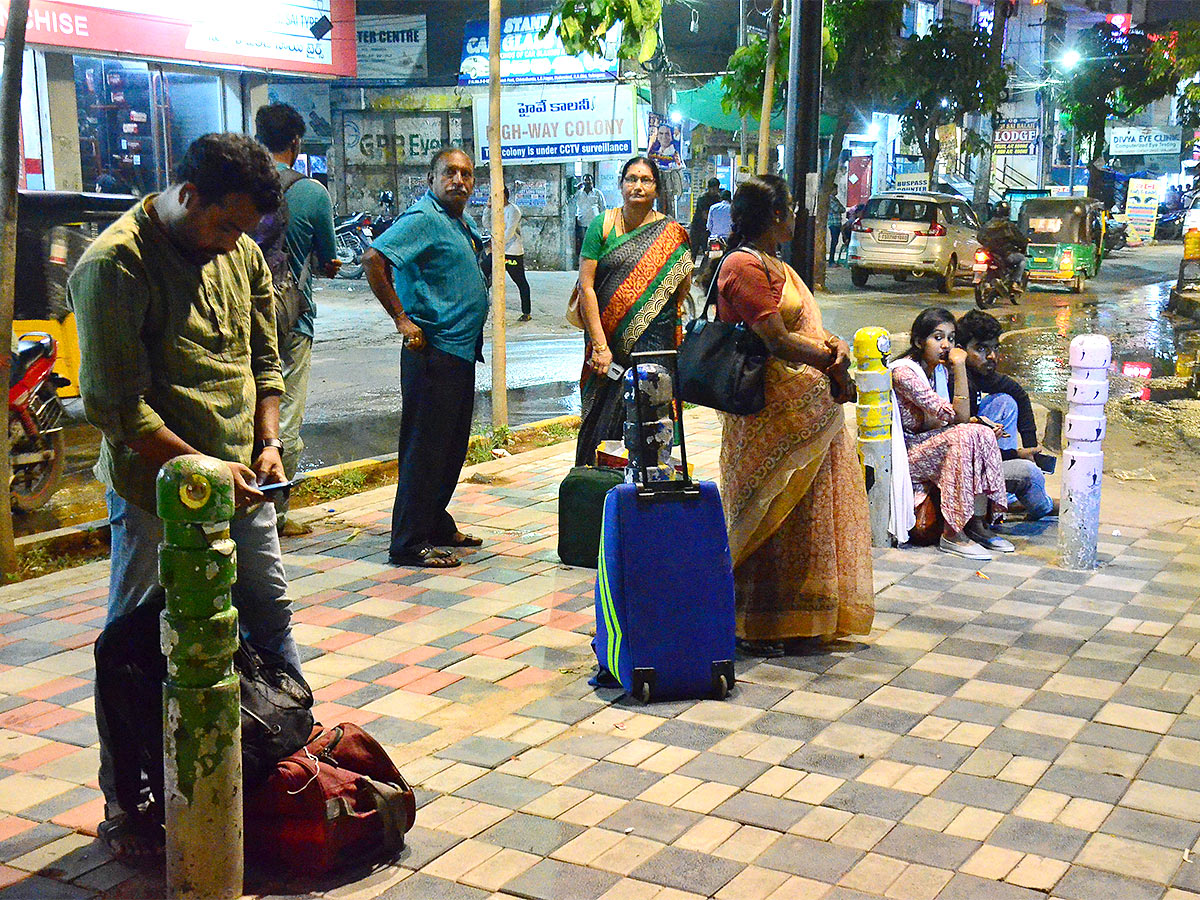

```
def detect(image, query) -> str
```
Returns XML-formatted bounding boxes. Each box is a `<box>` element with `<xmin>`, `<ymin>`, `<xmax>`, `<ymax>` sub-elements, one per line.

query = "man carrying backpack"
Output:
<box><xmin>254</xmin><ymin>103</ymin><xmax>340</xmax><ymax>534</ymax></box>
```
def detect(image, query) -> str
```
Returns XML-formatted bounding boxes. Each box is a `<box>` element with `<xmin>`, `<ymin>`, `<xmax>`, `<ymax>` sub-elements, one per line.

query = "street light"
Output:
<box><xmin>1061</xmin><ymin>49</ymin><xmax>1082</xmax><ymax>70</ymax></box>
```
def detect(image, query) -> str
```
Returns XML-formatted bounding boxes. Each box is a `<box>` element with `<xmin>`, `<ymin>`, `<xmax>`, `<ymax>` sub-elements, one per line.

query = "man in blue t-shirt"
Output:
<box><xmin>363</xmin><ymin>148</ymin><xmax>489</xmax><ymax>568</ymax></box>
<box><xmin>254</xmin><ymin>103</ymin><xmax>339</xmax><ymax>534</ymax></box>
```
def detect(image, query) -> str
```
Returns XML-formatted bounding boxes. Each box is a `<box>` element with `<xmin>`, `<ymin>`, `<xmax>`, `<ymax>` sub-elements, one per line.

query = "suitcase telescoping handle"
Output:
<box><xmin>629</xmin><ymin>349</ymin><xmax>697</xmax><ymax>498</ymax></box>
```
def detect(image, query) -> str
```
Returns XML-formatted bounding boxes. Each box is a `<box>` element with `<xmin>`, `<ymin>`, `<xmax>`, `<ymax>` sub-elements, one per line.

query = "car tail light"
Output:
<box><xmin>974</xmin><ymin>249</ymin><xmax>989</xmax><ymax>264</ymax></box>
<box><xmin>709</xmin><ymin>239</ymin><xmax>723</xmax><ymax>251</ymax></box>
<box><xmin>916</xmin><ymin>222</ymin><xmax>946</xmax><ymax>237</ymax></box>
<box><xmin>851</xmin><ymin>221</ymin><xmax>872</xmax><ymax>233</ymax></box>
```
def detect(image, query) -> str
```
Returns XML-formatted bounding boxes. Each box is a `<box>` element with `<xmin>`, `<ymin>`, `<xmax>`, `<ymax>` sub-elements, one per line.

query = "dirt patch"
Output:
<box><xmin>1107</xmin><ymin>390</ymin><xmax>1200</xmax><ymax>508</ymax></box>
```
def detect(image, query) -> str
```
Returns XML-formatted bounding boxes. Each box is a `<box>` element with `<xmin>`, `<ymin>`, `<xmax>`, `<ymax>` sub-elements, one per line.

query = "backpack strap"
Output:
<box><xmin>276</xmin><ymin>168</ymin><xmax>314</xmax><ymax>288</ymax></box>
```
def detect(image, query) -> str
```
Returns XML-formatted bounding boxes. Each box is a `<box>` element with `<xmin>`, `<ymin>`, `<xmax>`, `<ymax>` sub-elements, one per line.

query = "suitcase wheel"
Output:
<box><xmin>714</xmin><ymin>674</ymin><xmax>729</xmax><ymax>700</ymax></box>
<box><xmin>632</xmin><ymin>668</ymin><xmax>656</xmax><ymax>704</ymax></box>
<box><xmin>711</xmin><ymin>660</ymin><xmax>736</xmax><ymax>701</ymax></box>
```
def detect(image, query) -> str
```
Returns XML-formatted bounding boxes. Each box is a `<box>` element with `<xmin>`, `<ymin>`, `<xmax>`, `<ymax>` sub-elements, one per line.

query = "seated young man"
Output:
<box><xmin>956</xmin><ymin>310</ymin><xmax>1057</xmax><ymax>521</ymax></box>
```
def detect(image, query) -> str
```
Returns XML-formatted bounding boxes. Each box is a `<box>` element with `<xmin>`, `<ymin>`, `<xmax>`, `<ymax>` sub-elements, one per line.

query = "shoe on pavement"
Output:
<box><xmin>517</xmin><ymin>313</ymin><xmax>532</xmax><ymax>322</ymax></box>
<box><xmin>965</xmin><ymin>521</ymin><xmax>1015</xmax><ymax>553</ymax></box>
<box><xmin>939</xmin><ymin>535</ymin><xmax>993</xmax><ymax>561</ymax></box>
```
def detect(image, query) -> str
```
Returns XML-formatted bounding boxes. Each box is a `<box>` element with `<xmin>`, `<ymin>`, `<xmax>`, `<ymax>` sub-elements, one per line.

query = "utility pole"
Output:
<box><xmin>973</xmin><ymin>0</ymin><xmax>1013</xmax><ymax>214</ymax></box>
<box><xmin>786</xmin><ymin>0</ymin><xmax>823</xmax><ymax>287</ymax></box>
<box><xmin>757</xmin><ymin>0</ymin><xmax>783</xmax><ymax>174</ymax></box>
<box><xmin>0</xmin><ymin>0</ymin><xmax>30</xmax><ymax>576</ymax></box>
<box><xmin>488</xmin><ymin>0</ymin><xmax>507</xmax><ymax>428</ymax></box>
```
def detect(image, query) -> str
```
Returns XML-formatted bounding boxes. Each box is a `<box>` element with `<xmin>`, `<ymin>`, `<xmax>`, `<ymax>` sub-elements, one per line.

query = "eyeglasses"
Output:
<box><xmin>623</xmin><ymin>175</ymin><xmax>657</xmax><ymax>186</ymax></box>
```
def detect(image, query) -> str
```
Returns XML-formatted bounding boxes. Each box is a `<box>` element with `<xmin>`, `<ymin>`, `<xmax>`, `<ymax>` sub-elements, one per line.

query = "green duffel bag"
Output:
<box><xmin>558</xmin><ymin>466</ymin><xmax>625</xmax><ymax>568</ymax></box>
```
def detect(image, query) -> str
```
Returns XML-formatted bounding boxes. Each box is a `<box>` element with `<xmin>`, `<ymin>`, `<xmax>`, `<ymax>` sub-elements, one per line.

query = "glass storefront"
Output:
<box><xmin>73</xmin><ymin>57</ymin><xmax>223</xmax><ymax>195</ymax></box>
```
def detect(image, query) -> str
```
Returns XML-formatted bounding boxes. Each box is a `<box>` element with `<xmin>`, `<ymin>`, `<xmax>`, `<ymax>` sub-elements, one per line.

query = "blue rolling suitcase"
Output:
<box><xmin>593</xmin><ymin>353</ymin><xmax>737</xmax><ymax>703</ymax></box>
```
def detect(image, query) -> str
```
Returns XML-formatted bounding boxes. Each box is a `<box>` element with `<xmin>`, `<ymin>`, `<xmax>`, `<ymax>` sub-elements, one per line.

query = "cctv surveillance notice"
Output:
<box><xmin>473</xmin><ymin>85</ymin><xmax>636</xmax><ymax>165</ymax></box>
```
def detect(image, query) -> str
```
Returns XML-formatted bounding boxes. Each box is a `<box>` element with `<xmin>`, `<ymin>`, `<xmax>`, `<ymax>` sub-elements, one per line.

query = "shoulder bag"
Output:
<box><xmin>566</xmin><ymin>209</ymin><xmax>619</xmax><ymax>330</ymax></box>
<box><xmin>676</xmin><ymin>248</ymin><xmax>768</xmax><ymax>415</ymax></box>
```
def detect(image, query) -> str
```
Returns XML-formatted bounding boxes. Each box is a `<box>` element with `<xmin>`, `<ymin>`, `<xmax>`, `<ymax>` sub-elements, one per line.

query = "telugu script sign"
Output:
<box><xmin>473</xmin><ymin>84</ymin><xmax>636</xmax><ymax>165</ymax></box>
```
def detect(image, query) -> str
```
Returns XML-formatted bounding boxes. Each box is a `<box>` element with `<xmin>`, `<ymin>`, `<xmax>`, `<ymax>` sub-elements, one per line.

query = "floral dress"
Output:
<box><xmin>891</xmin><ymin>362</ymin><xmax>1006</xmax><ymax>533</ymax></box>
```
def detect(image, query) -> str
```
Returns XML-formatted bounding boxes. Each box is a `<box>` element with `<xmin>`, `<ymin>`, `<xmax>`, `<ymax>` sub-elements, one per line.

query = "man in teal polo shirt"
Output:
<box><xmin>363</xmin><ymin>147</ymin><xmax>488</xmax><ymax>568</ymax></box>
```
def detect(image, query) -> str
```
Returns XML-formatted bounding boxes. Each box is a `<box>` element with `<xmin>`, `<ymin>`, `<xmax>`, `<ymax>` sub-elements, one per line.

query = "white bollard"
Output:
<box><xmin>1059</xmin><ymin>334</ymin><xmax>1111</xmax><ymax>569</ymax></box>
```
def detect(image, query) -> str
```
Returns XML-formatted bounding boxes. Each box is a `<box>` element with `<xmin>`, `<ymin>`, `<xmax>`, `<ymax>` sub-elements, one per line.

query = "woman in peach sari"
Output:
<box><xmin>715</xmin><ymin>176</ymin><xmax>874</xmax><ymax>656</ymax></box>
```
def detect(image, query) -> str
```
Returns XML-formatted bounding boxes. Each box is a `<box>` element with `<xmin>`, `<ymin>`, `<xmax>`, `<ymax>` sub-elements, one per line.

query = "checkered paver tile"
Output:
<box><xmin>1</xmin><ymin>409</ymin><xmax>1198</xmax><ymax>899</ymax></box>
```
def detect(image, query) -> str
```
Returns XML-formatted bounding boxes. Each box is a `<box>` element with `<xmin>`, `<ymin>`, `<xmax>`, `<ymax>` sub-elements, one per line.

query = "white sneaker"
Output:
<box><xmin>939</xmin><ymin>535</ymin><xmax>993</xmax><ymax>561</ymax></box>
<box><xmin>966</xmin><ymin>523</ymin><xmax>1015</xmax><ymax>553</ymax></box>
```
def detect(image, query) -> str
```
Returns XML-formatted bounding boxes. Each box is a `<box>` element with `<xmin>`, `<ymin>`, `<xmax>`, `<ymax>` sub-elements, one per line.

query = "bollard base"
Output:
<box><xmin>1059</xmin><ymin>488</ymin><xmax>1101</xmax><ymax>571</ymax></box>
<box><xmin>164</xmin><ymin>677</ymin><xmax>243</xmax><ymax>900</ymax></box>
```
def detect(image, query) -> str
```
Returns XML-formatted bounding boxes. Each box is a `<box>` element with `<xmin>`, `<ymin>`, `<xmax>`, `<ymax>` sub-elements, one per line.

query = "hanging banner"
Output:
<box><xmin>646</xmin><ymin>113</ymin><xmax>683</xmax><ymax>170</ymax></box>
<box><xmin>459</xmin><ymin>14</ymin><xmax>619</xmax><ymax>85</ymax></box>
<box><xmin>473</xmin><ymin>84</ymin><xmax>636</xmax><ymax>165</ymax></box>
<box><xmin>355</xmin><ymin>14</ymin><xmax>426</xmax><ymax>80</ymax></box>
<box><xmin>1107</xmin><ymin>126</ymin><xmax>1182</xmax><ymax>156</ymax></box>
<box><xmin>994</xmin><ymin>118</ymin><xmax>1039</xmax><ymax>156</ymax></box>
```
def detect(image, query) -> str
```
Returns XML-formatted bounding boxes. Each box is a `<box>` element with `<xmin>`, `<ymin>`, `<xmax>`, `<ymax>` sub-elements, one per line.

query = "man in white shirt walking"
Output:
<box><xmin>573</xmin><ymin>173</ymin><xmax>606</xmax><ymax>265</ymax></box>
<box><xmin>487</xmin><ymin>186</ymin><xmax>533</xmax><ymax>321</ymax></box>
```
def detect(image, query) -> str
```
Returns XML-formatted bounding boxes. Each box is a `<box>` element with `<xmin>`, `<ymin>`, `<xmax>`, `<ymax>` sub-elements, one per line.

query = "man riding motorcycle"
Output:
<box><xmin>977</xmin><ymin>202</ymin><xmax>1028</xmax><ymax>294</ymax></box>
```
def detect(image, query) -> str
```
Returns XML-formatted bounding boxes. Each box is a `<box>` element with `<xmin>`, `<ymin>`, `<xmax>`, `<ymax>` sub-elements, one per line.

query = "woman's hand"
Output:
<box><xmin>948</xmin><ymin>347</ymin><xmax>968</xmax><ymax>368</ymax></box>
<box><xmin>589</xmin><ymin>343</ymin><xmax>613</xmax><ymax>376</ymax></box>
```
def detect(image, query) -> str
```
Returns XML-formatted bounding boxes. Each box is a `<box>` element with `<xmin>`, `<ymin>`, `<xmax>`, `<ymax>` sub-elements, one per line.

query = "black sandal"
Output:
<box><xmin>435</xmin><ymin>531</ymin><xmax>484</xmax><ymax>548</ymax></box>
<box><xmin>737</xmin><ymin>638</ymin><xmax>785</xmax><ymax>658</ymax></box>
<box><xmin>388</xmin><ymin>546</ymin><xmax>461</xmax><ymax>568</ymax></box>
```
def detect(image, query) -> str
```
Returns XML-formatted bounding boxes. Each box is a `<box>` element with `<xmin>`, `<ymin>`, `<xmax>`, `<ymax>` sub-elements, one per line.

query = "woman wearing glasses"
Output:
<box><xmin>716</xmin><ymin>175</ymin><xmax>873</xmax><ymax>656</ymax></box>
<box><xmin>574</xmin><ymin>156</ymin><xmax>693</xmax><ymax>465</ymax></box>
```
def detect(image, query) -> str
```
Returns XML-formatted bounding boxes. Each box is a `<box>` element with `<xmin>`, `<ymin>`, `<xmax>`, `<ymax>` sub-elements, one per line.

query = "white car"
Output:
<box><xmin>847</xmin><ymin>192</ymin><xmax>983</xmax><ymax>294</ymax></box>
<box><xmin>1184</xmin><ymin>195</ymin><xmax>1200</xmax><ymax>234</ymax></box>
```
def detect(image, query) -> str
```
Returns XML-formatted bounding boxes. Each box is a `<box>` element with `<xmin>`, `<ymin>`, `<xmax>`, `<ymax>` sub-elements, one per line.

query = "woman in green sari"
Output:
<box><xmin>575</xmin><ymin>156</ymin><xmax>693</xmax><ymax>466</ymax></box>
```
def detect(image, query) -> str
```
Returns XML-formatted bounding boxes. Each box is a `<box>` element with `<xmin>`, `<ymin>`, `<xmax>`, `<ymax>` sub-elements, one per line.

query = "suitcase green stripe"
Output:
<box><xmin>596</xmin><ymin>513</ymin><xmax>622</xmax><ymax>675</ymax></box>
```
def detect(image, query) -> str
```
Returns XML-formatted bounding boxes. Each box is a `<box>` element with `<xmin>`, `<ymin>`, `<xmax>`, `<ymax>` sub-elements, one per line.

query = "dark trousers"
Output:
<box><xmin>390</xmin><ymin>345</ymin><xmax>475</xmax><ymax>556</ymax></box>
<box><xmin>828</xmin><ymin>225</ymin><xmax>841</xmax><ymax>263</ymax></box>
<box><xmin>484</xmin><ymin>253</ymin><xmax>532</xmax><ymax>315</ymax></box>
<box><xmin>574</xmin><ymin>223</ymin><xmax>586</xmax><ymax>263</ymax></box>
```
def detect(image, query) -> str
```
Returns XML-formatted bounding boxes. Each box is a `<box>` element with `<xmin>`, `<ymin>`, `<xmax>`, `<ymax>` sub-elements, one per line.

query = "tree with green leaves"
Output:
<box><xmin>1060</xmin><ymin>23</ymin><xmax>1179</xmax><ymax>199</ymax></box>
<box><xmin>541</xmin><ymin>0</ymin><xmax>663</xmax><ymax>62</ymax></box>
<box><xmin>1145</xmin><ymin>19</ymin><xmax>1200</xmax><ymax>134</ymax></box>
<box><xmin>888</xmin><ymin>21</ymin><xmax>1009</xmax><ymax>178</ymax></box>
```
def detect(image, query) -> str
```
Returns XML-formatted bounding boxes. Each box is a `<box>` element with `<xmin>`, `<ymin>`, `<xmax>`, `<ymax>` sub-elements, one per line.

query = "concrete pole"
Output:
<box><xmin>1059</xmin><ymin>335</ymin><xmax>1110</xmax><ymax>570</ymax></box>
<box><xmin>488</xmin><ymin>0</ymin><xmax>508</xmax><ymax>429</ymax></box>
<box><xmin>853</xmin><ymin>327</ymin><xmax>893</xmax><ymax>547</ymax></box>
<box><xmin>757</xmin><ymin>0</ymin><xmax>783</xmax><ymax>175</ymax></box>
<box><xmin>157</xmin><ymin>455</ymin><xmax>242</xmax><ymax>900</ymax></box>
<box><xmin>738</xmin><ymin>0</ymin><xmax>747</xmax><ymax>171</ymax></box>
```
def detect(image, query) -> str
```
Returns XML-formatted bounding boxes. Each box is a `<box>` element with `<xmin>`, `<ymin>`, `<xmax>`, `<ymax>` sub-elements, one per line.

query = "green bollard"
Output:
<box><xmin>157</xmin><ymin>455</ymin><xmax>242</xmax><ymax>900</ymax></box>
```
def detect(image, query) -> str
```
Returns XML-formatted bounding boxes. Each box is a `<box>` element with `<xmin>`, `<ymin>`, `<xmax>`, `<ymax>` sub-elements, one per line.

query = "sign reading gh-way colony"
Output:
<box><xmin>0</xmin><ymin>0</ymin><xmax>356</xmax><ymax>76</ymax></box>
<box><xmin>994</xmin><ymin>118</ymin><xmax>1039</xmax><ymax>156</ymax></box>
<box><xmin>474</xmin><ymin>85</ymin><xmax>636</xmax><ymax>165</ymax></box>
<box><xmin>1107</xmin><ymin>126</ymin><xmax>1182</xmax><ymax>156</ymax></box>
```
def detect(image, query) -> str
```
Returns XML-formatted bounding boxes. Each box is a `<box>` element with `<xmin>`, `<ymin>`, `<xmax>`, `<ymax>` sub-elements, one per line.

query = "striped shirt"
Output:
<box><xmin>67</xmin><ymin>197</ymin><xmax>284</xmax><ymax>512</ymax></box>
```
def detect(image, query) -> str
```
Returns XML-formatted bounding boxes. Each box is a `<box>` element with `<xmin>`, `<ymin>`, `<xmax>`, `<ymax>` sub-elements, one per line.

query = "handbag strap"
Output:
<box><xmin>699</xmin><ymin>246</ymin><xmax>774</xmax><ymax>323</ymax></box>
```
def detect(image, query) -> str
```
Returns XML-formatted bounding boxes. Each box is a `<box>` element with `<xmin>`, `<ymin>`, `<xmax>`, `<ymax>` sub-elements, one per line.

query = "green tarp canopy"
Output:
<box><xmin>640</xmin><ymin>80</ymin><xmax>835</xmax><ymax>136</ymax></box>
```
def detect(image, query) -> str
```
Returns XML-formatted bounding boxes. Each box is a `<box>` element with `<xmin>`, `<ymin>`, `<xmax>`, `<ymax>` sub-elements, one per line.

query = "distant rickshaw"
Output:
<box><xmin>1018</xmin><ymin>196</ymin><xmax>1106</xmax><ymax>293</ymax></box>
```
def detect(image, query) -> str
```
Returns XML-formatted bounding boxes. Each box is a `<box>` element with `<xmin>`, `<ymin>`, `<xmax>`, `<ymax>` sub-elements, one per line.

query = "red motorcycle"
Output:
<box><xmin>9</xmin><ymin>332</ymin><xmax>70</xmax><ymax>511</ymax></box>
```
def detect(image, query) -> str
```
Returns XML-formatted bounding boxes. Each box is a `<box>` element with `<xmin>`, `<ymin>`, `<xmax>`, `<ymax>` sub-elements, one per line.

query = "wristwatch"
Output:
<box><xmin>256</xmin><ymin>437</ymin><xmax>284</xmax><ymax>455</ymax></box>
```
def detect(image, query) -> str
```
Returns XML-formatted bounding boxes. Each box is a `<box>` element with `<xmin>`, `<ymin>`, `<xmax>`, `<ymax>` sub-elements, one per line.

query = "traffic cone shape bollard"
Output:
<box><xmin>854</xmin><ymin>327</ymin><xmax>893</xmax><ymax>547</ymax></box>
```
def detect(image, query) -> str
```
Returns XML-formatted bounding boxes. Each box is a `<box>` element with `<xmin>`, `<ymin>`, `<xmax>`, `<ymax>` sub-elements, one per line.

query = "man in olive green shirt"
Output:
<box><xmin>68</xmin><ymin>133</ymin><xmax>300</xmax><ymax>859</ymax></box>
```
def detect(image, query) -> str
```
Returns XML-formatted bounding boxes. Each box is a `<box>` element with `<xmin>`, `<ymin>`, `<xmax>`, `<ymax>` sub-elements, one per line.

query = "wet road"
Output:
<box><xmin>23</xmin><ymin>243</ymin><xmax>1186</xmax><ymax>536</ymax></box>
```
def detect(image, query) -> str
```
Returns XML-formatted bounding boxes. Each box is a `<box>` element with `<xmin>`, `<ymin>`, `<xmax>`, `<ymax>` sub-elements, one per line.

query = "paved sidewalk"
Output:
<box><xmin>1</xmin><ymin>409</ymin><xmax>1199</xmax><ymax>900</ymax></box>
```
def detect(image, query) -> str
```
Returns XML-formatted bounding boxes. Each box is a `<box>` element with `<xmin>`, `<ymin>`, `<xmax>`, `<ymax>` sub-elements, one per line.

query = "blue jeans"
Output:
<box><xmin>98</xmin><ymin>490</ymin><xmax>301</xmax><ymax>814</ymax></box>
<box><xmin>978</xmin><ymin>393</ymin><xmax>1054</xmax><ymax>520</ymax></box>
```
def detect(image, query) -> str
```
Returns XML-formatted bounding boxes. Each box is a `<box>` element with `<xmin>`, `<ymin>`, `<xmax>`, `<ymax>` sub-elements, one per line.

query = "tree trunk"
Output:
<box><xmin>487</xmin><ymin>0</ymin><xmax>507</xmax><ymax>428</ymax></box>
<box><xmin>0</xmin><ymin>0</ymin><xmax>30</xmax><ymax>576</ymax></box>
<box><xmin>1086</xmin><ymin>126</ymin><xmax>1106</xmax><ymax>201</ymax></box>
<box><xmin>757</xmin><ymin>0</ymin><xmax>784</xmax><ymax>174</ymax></box>
<box><xmin>972</xmin><ymin>2</ymin><xmax>1011</xmax><ymax>211</ymax></box>
<box><xmin>812</xmin><ymin>100</ymin><xmax>852</xmax><ymax>290</ymax></box>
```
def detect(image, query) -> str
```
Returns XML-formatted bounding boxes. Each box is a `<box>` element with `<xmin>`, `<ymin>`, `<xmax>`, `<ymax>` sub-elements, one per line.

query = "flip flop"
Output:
<box><xmin>435</xmin><ymin>531</ymin><xmax>484</xmax><ymax>548</ymax></box>
<box><xmin>388</xmin><ymin>546</ymin><xmax>461</xmax><ymax>568</ymax></box>
<box><xmin>98</xmin><ymin>813</ymin><xmax>164</xmax><ymax>863</ymax></box>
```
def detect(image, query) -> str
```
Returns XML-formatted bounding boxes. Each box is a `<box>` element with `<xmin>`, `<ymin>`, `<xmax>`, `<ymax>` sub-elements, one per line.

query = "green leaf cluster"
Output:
<box><xmin>1145</xmin><ymin>20</ymin><xmax>1200</xmax><ymax>130</ymax></box>
<box><xmin>541</xmin><ymin>0</ymin><xmax>664</xmax><ymax>63</ymax></box>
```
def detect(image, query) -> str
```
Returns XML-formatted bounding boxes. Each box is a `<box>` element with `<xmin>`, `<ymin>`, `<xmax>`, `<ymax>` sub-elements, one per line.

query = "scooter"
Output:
<box><xmin>9</xmin><ymin>332</ymin><xmax>70</xmax><ymax>512</ymax></box>
<box><xmin>973</xmin><ymin>248</ymin><xmax>1022</xmax><ymax>309</ymax></box>
<box><xmin>333</xmin><ymin>213</ymin><xmax>371</xmax><ymax>279</ymax></box>
<box><xmin>1104</xmin><ymin>219</ymin><xmax>1128</xmax><ymax>252</ymax></box>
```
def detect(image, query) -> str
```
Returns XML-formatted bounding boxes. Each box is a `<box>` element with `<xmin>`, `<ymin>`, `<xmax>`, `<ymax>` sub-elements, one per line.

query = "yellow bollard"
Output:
<box><xmin>853</xmin><ymin>327</ymin><xmax>893</xmax><ymax>547</ymax></box>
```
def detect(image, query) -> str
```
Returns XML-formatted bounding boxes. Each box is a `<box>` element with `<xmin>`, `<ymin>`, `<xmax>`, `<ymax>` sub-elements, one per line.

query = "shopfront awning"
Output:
<box><xmin>645</xmin><ymin>79</ymin><xmax>836</xmax><ymax>136</ymax></box>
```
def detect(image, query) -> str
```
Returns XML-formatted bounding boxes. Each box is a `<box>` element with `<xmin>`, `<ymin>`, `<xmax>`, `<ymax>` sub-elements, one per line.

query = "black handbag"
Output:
<box><xmin>677</xmin><ymin>248</ymin><xmax>768</xmax><ymax>415</ymax></box>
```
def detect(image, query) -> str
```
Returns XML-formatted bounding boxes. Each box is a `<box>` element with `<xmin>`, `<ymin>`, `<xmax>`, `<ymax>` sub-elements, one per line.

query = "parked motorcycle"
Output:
<box><xmin>1156</xmin><ymin>205</ymin><xmax>1186</xmax><ymax>241</ymax></box>
<box><xmin>334</xmin><ymin>213</ymin><xmax>371</xmax><ymax>279</ymax></box>
<box><xmin>972</xmin><ymin>248</ymin><xmax>1022</xmax><ymax>309</ymax></box>
<box><xmin>9</xmin><ymin>332</ymin><xmax>70</xmax><ymax>512</ymax></box>
<box><xmin>1104</xmin><ymin>219</ymin><xmax>1128</xmax><ymax>252</ymax></box>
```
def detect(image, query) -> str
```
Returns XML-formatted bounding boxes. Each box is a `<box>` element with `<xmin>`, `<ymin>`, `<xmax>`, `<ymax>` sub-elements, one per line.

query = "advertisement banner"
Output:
<box><xmin>1107</xmin><ymin>126</ymin><xmax>1182</xmax><ymax>156</ymax></box>
<box><xmin>459</xmin><ymin>14</ymin><xmax>619</xmax><ymax>85</ymax></box>
<box><xmin>268</xmin><ymin>82</ymin><xmax>332</xmax><ymax>142</ymax></box>
<box><xmin>1125</xmin><ymin>177</ymin><xmax>1162</xmax><ymax>242</ymax></box>
<box><xmin>0</xmin><ymin>0</ymin><xmax>356</xmax><ymax>76</ymax></box>
<box><xmin>473</xmin><ymin>84</ymin><xmax>636</xmax><ymax>165</ymax></box>
<box><xmin>994</xmin><ymin>118</ymin><xmax>1039</xmax><ymax>156</ymax></box>
<box><xmin>342</xmin><ymin>114</ymin><xmax>445</xmax><ymax>166</ymax></box>
<box><xmin>646</xmin><ymin>113</ymin><xmax>683</xmax><ymax>170</ymax></box>
<box><xmin>355</xmin><ymin>14</ymin><xmax>426</xmax><ymax>80</ymax></box>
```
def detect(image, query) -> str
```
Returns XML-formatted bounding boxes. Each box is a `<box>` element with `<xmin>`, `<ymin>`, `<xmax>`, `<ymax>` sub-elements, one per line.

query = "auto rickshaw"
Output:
<box><xmin>1018</xmin><ymin>196</ymin><xmax>1105</xmax><ymax>293</ymax></box>
<box><xmin>14</xmin><ymin>191</ymin><xmax>137</xmax><ymax>397</ymax></box>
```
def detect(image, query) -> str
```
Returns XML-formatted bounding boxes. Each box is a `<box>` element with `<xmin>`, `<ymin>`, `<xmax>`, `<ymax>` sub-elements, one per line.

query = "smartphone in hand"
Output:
<box><xmin>256</xmin><ymin>480</ymin><xmax>293</xmax><ymax>499</ymax></box>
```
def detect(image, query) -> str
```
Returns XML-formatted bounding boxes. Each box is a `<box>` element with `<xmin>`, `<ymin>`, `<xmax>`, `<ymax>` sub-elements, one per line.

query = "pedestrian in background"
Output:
<box><xmin>573</xmin><ymin>173</ymin><xmax>606</xmax><ymax>265</ymax></box>
<box><xmin>254</xmin><ymin>102</ymin><xmax>341</xmax><ymax>534</ymax></box>
<box><xmin>826</xmin><ymin>194</ymin><xmax>846</xmax><ymax>266</ymax></box>
<box><xmin>574</xmin><ymin>156</ymin><xmax>692</xmax><ymax>466</ymax></box>
<box><xmin>707</xmin><ymin>189</ymin><xmax>733</xmax><ymax>242</ymax></box>
<box><xmin>69</xmin><ymin>133</ymin><xmax>300</xmax><ymax>859</ymax></box>
<box><xmin>485</xmin><ymin>185</ymin><xmax>533</xmax><ymax>322</ymax></box>
<box><xmin>690</xmin><ymin>176</ymin><xmax>722</xmax><ymax>261</ymax></box>
<box><xmin>363</xmin><ymin>148</ymin><xmax>488</xmax><ymax>569</ymax></box>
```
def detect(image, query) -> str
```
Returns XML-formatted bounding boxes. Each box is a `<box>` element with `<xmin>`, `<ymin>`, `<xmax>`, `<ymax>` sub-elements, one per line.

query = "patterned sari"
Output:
<box><xmin>719</xmin><ymin>265</ymin><xmax>874</xmax><ymax>640</ymax></box>
<box><xmin>575</xmin><ymin>216</ymin><xmax>692</xmax><ymax>466</ymax></box>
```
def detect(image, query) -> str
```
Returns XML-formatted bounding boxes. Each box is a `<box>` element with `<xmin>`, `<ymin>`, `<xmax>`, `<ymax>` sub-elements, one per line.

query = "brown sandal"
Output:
<box><xmin>388</xmin><ymin>546</ymin><xmax>461</xmax><ymax>568</ymax></box>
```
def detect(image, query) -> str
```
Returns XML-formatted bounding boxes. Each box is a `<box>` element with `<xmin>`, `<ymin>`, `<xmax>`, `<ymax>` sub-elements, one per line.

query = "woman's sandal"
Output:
<box><xmin>98</xmin><ymin>813</ymin><xmax>164</xmax><ymax>863</ymax></box>
<box><xmin>388</xmin><ymin>546</ymin><xmax>461</xmax><ymax>568</ymax></box>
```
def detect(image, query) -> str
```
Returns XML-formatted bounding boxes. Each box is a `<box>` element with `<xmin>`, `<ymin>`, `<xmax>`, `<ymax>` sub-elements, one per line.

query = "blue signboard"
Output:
<box><xmin>459</xmin><ymin>14</ymin><xmax>620</xmax><ymax>85</ymax></box>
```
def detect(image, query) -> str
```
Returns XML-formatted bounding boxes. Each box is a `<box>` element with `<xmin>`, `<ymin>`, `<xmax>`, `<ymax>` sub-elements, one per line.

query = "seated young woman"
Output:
<box><xmin>889</xmin><ymin>308</ymin><xmax>1011</xmax><ymax>561</ymax></box>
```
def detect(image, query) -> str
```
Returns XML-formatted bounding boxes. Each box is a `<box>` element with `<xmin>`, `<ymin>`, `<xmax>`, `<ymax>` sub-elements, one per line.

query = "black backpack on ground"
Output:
<box><xmin>253</xmin><ymin>168</ymin><xmax>311</xmax><ymax>342</ymax></box>
<box><xmin>94</xmin><ymin>597</ymin><xmax>314</xmax><ymax>829</ymax></box>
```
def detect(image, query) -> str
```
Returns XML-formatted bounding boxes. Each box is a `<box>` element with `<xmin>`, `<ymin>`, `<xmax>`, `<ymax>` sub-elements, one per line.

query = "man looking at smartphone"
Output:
<box><xmin>956</xmin><ymin>310</ymin><xmax>1057</xmax><ymax>521</ymax></box>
